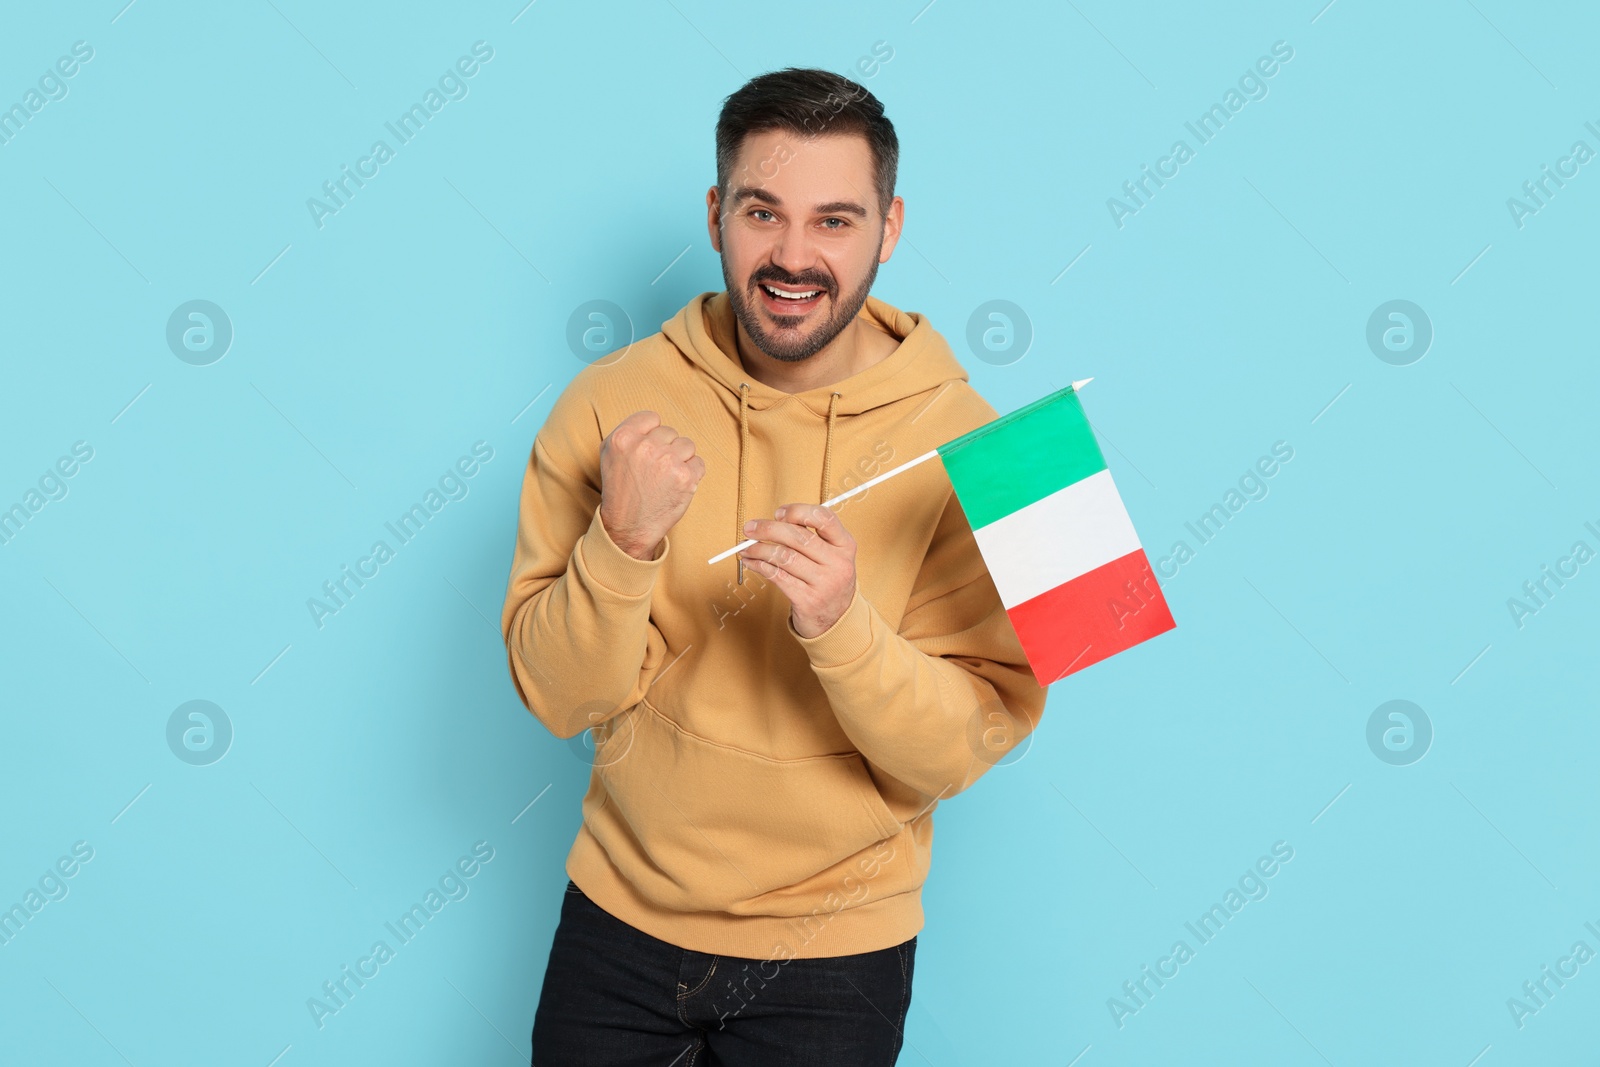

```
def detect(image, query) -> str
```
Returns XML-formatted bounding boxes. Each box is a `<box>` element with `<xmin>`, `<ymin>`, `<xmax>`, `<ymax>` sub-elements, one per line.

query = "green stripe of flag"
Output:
<box><xmin>936</xmin><ymin>384</ymin><xmax>1106</xmax><ymax>531</ymax></box>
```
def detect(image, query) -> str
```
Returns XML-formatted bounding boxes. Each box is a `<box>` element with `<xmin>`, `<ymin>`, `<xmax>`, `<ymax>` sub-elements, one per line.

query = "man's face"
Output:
<box><xmin>707</xmin><ymin>129</ymin><xmax>903</xmax><ymax>363</ymax></box>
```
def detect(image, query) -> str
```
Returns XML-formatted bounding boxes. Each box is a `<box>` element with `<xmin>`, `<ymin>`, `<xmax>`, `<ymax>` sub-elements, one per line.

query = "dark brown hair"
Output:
<box><xmin>715</xmin><ymin>67</ymin><xmax>898</xmax><ymax>216</ymax></box>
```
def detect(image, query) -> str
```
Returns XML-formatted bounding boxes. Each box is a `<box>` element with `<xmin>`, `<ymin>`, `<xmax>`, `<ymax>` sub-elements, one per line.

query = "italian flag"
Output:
<box><xmin>937</xmin><ymin>380</ymin><xmax>1175</xmax><ymax>684</ymax></box>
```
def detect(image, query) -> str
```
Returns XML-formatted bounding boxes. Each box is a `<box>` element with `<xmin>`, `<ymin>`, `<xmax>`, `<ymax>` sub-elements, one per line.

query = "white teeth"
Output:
<box><xmin>763</xmin><ymin>284</ymin><xmax>820</xmax><ymax>300</ymax></box>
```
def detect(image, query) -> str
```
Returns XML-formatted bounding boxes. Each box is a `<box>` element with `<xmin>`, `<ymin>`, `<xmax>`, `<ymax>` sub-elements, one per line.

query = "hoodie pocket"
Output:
<box><xmin>585</xmin><ymin>697</ymin><xmax>904</xmax><ymax>915</ymax></box>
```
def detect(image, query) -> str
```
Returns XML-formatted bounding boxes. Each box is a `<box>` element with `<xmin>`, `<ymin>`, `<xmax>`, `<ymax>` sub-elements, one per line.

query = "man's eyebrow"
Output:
<box><xmin>728</xmin><ymin>187</ymin><xmax>869</xmax><ymax>219</ymax></box>
<box><xmin>813</xmin><ymin>200</ymin><xmax>869</xmax><ymax>218</ymax></box>
<box><xmin>729</xmin><ymin>186</ymin><xmax>780</xmax><ymax>206</ymax></box>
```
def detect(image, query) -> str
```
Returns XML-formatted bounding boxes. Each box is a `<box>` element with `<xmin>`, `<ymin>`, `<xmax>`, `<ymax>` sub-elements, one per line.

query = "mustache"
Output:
<box><xmin>750</xmin><ymin>268</ymin><xmax>834</xmax><ymax>296</ymax></box>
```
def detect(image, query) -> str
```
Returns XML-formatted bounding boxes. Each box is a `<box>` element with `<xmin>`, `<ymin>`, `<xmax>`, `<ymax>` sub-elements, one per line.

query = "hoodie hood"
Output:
<box><xmin>662</xmin><ymin>290</ymin><xmax>970</xmax><ymax>585</ymax></box>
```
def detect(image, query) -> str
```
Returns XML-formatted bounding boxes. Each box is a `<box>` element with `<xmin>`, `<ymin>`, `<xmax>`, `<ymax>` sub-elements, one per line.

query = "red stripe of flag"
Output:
<box><xmin>1006</xmin><ymin>548</ymin><xmax>1176</xmax><ymax>684</ymax></box>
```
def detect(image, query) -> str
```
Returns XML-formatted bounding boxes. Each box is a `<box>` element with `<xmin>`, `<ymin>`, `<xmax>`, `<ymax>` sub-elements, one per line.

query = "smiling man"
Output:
<box><xmin>503</xmin><ymin>68</ymin><xmax>1048</xmax><ymax>1066</ymax></box>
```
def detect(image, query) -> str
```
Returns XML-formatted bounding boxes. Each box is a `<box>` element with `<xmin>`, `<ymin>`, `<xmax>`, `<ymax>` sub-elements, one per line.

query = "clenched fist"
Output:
<box><xmin>598</xmin><ymin>411</ymin><xmax>706</xmax><ymax>560</ymax></box>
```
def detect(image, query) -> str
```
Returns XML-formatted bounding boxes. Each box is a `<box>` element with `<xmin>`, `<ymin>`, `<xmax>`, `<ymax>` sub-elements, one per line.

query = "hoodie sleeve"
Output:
<box><xmin>785</xmin><ymin>487</ymin><xmax>1049</xmax><ymax>801</ymax></box>
<box><xmin>500</xmin><ymin>416</ymin><xmax>672</xmax><ymax>741</ymax></box>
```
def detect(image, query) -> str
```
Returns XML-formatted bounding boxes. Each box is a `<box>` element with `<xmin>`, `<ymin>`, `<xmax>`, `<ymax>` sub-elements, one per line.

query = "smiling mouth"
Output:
<box><xmin>762</xmin><ymin>283</ymin><xmax>821</xmax><ymax>300</ymax></box>
<box><xmin>756</xmin><ymin>281</ymin><xmax>828</xmax><ymax>315</ymax></box>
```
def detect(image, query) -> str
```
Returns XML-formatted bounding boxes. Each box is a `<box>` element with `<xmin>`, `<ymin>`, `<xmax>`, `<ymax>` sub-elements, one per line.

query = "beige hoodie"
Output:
<box><xmin>500</xmin><ymin>290</ymin><xmax>1049</xmax><ymax>960</ymax></box>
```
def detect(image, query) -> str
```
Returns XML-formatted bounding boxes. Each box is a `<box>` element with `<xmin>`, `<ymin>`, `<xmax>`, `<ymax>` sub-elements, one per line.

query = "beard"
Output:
<box><xmin>722</xmin><ymin>247</ymin><xmax>881</xmax><ymax>364</ymax></box>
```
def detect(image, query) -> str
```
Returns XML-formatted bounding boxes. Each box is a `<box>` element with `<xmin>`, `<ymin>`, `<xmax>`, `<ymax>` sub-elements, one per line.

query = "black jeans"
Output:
<box><xmin>532</xmin><ymin>879</ymin><xmax>916</xmax><ymax>1066</ymax></box>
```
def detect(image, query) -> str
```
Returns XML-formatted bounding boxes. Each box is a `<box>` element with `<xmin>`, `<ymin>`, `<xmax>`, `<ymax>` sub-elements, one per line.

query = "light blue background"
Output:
<box><xmin>2</xmin><ymin>1</ymin><xmax>1596</xmax><ymax>1064</ymax></box>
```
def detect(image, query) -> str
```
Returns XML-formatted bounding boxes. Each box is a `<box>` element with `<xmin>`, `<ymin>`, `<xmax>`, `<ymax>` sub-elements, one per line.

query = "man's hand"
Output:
<box><xmin>739</xmin><ymin>503</ymin><xmax>857</xmax><ymax>638</ymax></box>
<box><xmin>599</xmin><ymin>411</ymin><xmax>706</xmax><ymax>560</ymax></box>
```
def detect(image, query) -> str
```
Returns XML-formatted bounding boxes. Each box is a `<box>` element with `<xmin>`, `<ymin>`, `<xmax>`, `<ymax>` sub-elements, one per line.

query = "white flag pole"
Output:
<box><xmin>706</xmin><ymin>448</ymin><xmax>938</xmax><ymax>564</ymax></box>
<box><xmin>704</xmin><ymin>377</ymin><xmax>1093</xmax><ymax>566</ymax></box>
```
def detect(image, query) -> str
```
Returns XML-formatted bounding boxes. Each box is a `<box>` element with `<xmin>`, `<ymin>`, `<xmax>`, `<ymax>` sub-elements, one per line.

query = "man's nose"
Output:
<box><xmin>767</xmin><ymin>224</ymin><xmax>819</xmax><ymax>279</ymax></box>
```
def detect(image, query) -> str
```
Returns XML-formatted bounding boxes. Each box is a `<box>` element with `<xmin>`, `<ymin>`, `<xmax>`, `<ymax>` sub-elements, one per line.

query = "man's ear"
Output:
<box><xmin>705</xmin><ymin>186</ymin><xmax>722</xmax><ymax>253</ymax></box>
<box><xmin>878</xmin><ymin>195</ymin><xmax>905</xmax><ymax>264</ymax></box>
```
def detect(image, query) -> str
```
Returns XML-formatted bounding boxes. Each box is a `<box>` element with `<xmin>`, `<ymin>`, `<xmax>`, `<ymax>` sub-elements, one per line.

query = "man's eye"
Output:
<box><xmin>752</xmin><ymin>209</ymin><xmax>775</xmax><ymax>221</ymax></box>
<box><xmin>821</xmin><ymin>217</ymin><xmax>846</xmax><ymax>229</ymax></box>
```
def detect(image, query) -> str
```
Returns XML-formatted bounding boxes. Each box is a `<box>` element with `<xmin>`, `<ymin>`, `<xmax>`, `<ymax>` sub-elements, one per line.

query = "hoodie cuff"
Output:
<box><xmin>788</xmin><ymin>584</ymin><xmax>875</xmax><ymax>668</ymax></box>
<box><xmin>577</xmin><ymin>504</ymin><xmax>668</xmax><ymax>597</ymax></box>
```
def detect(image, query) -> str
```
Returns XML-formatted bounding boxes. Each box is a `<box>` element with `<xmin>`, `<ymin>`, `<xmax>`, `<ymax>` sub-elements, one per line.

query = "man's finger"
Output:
<box><xmin>739</xmin><ymin>540</ymin><xmax>823</xmax><ymax>586</ymax></box>
<box><xmin>743</xmin><ymin>513</ymin><xmax>830</xmax><ymax>567</ymax></box>
<box><xmin>777</xmin><ymin>503</ymin><xmax>852</xmax><ymax>548</ymax></box>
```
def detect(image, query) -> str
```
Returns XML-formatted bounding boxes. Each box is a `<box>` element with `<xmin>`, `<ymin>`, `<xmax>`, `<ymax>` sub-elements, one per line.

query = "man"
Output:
<box><xmin>501</xmin><ymin>67</ymin><xmax>1048</xmax><ymax>1066</ymax></box>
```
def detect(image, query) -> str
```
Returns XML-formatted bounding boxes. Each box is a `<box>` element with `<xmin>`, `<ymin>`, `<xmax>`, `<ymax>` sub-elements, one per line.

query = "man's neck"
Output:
<box><xmin>734</xmin><ymin>316</ymin><xmax>899</xmax><ymax>394</ymax></box>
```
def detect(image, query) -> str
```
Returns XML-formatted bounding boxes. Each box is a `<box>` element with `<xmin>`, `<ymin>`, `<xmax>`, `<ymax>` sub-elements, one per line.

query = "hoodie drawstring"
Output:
<box><xmin>737</xmin><ymin>383</ymin><xmax>750</xmax><ymax>586</ymax></box>
<box><xmin>734</xmin><ymin>386</ymin><xmax>842</xmax><ymax>587</ymax></box>
<box><xmin>821</xmin><ymin>392</ymin><xmax>840</xmax><ymax>502</ymax></box>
